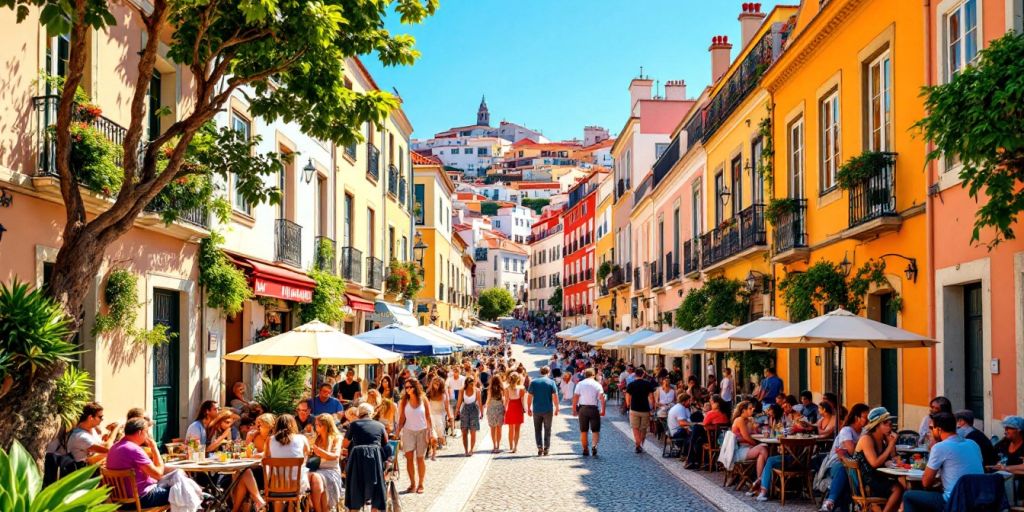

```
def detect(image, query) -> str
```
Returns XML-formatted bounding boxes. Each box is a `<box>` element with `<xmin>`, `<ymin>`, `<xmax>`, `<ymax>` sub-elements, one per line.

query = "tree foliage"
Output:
<box><xmin>199</xmin><ymin>233</ymin><xmax>253</xmax><ymax>317</ymax></box>
<box><xmin>478</xmin><ymin>288</ymin><xmax>515</xmax><ymax>320</ymax></box>
<box><xmin>916</xmin><ymin>31</ymin><xmax>1024</xmax><ymax>247</ymax></box>
<box><xmin>0</xmin><ymin>440</ymin><xmax>116</xmax><ymax>512</ymax></box>
<box><xmin>300</xmin><ymin>269</ymin><xmax>348</xmax><ymax>325</ymax></box>
<box><xmin>521</xmin><ymin>198</ymin><xmax>550</xmax><ymax>214</ymax></box>
<box><xmin>674</xmin><ymin>277</ymin><xmax>748</xmax><ymax>330</ymax></box>
<box><xmin>480</xmin><ymin>201</ymin><xmax>500</xmax><ymax>216</ymax></box>
<box><xmin>547</xmin><ymin>287</ymin><xmax>563</xmax><ymax>311</ymax></box>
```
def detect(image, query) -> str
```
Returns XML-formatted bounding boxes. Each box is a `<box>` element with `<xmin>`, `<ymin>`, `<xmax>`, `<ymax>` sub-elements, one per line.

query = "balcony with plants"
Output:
<box><xmin>768</xmin><ymin>197</ymin><xmax>809</xmax><ymax>264</ymax></box>
<box><xmin>838</xmin><ymin>151</ymin><xmax>900</xmax><ymax>240</ymax></box>
<box><xmin>314</xmin><ymin>236</ymin><xmax>337</xmax><ymax>274</ymax></box>
<box><xmin>699</xmin><ymin>203</ymin><xmax>767</xmax><ymax>270</ymax></box>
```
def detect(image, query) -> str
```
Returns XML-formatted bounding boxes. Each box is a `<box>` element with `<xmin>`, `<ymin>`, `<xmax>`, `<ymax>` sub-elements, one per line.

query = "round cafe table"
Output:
<box><xmin>165</xmin><ymin>457</ymin><xmax>260</xmax><ymax>511</ymax></box>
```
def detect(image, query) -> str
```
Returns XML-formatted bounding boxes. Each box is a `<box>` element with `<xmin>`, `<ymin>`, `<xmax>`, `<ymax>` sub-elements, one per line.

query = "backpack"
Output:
<box><xmin>43</xmin><ymin>430</ymin><xmax>81</xmax><ymax>485</ymax></box>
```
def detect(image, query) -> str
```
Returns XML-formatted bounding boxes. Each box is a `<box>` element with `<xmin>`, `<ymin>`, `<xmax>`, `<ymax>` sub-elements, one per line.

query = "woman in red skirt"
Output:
<box><xmin>503</xmin><ymin>372</ymin><xmax>526</xmax><ymax>453</ymax></box>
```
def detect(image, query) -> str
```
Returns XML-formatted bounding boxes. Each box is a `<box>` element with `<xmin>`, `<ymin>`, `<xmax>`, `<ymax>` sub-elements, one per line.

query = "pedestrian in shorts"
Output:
<box><xmin>572</xmin><ymin>368</ymin><xmax>606</xmax><ymax>456</ymax></box>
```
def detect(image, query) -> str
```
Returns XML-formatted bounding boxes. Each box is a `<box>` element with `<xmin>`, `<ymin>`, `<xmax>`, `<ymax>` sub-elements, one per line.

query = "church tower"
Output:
<box><xmin>477</xmin><ymin>95</ymin><xmax>490</xmax><ymax>126</ymax></box>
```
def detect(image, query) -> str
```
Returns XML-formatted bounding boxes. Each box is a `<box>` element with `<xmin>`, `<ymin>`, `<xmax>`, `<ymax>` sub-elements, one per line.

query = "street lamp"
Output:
<box><xmin>413</xmin><ymin>234</ymin><xmax>428</xmax><ymax>268</ymax></box>
<box><xmin>745</xmin><ymin>269</ymin><xmax>772</xmax><ymax>293</ymax></box>
<box><xmin>719</xmin><ymin>184</ymin><xmax>732</xmax><ymax>206</ymax></box>
<box><xmin>879</xmin><ymin>253</ymin><xmax>919</xmax><ymax>282</ymax></box>
<box><xmin>838</xmin><ymin>251</ymin><xmax>853</xmax><ymax>277</ymax></box>
<box><xmin>302</xmin><ymin>159</ymin><xmax>316</xmax><ymax>184</ymax></box>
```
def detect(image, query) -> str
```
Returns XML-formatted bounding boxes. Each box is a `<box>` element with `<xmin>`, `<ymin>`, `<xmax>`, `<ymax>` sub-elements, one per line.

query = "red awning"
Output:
<box><xmin>226</xmin><ymin>252</ymin><xmax>315</xmax><ymax>303</ymax></box>
<box><xmin>345</xmin><ymin>293</ymin><xmax>375</xmax><ymax>313</ymax></box>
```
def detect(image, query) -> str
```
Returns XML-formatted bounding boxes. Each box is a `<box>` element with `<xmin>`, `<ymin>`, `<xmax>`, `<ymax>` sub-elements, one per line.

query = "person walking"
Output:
<box><xmin>343</xmin><ymin>403</ymin><xmax>389</xmax><ymax>512</ymax></box>
<box><xmin>720</xmin><ymin>368</ymin><xmax>735</xmax><ymax>414</ymax></box>
<box><xmin>625</xmin><ymin>368</ymin><xmax>657</xmax><ymax>454</ymax></box>
<box><xmin>425</xmin><ymin>377</ymin><xmax>449</xmax><ymax>460</ymax></box>
<box><xmin>396</xmin><ymin>379</ymin><xmax>434</xmax><ymax>494</ymax></box>
<box><xmin>484</xmin><ymin>375</ymin><xmax>506</xmax><ymax>453</ymax></box>
<box><xmin>504</xmin><ymin>372</ymin><xmax>526</xmax><ymax>453</ymax></box>
<box><xmin>527</xmin><ymin>366</ymin><xmax>560</xmax><ymax>456</ymax></box>
<box><xmin>572</xmin><ymin>368</ymin><xmax>606</xmax><ymax>456</ymax></box>
<box><xmin>456</xmin><ymin>376</ymin><xmax>481</xmax><ymax>456</ymax></box>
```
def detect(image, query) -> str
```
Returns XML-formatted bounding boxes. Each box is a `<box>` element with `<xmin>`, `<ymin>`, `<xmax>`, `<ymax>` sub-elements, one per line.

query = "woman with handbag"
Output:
<box><xmin>311</xmin><ymin>414</ymin><xmax>344</xmax><ymax>512</ymax></box>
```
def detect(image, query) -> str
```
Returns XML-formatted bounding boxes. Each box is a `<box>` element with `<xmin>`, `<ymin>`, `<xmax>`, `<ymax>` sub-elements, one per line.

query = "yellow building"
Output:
<box><xmin>412</xmin><ymin>152</ymin><xmax>460</xmax><ymax>329</ymax></box>
<box><xmin>449</xmin><ymin>232</ymin><xmax>476</xmax><ymax>329</ymax></box>
<box><xmin>763</xmin><ymin>0</ymin><xmax>930</xmax><ymax>427</ymax></box>
<box><xmin>699</xmin><ymin>6</ymin><xmax>798</xmax><ymax>319</ymax></box>
<box><xmin>335</xmin><ymin>57</ymin><xmax>415</xmax><ymax>334</ymax></box>
<box><xmin>593</xmin><ymin>171</ymin><xmax>615</xmax><ymax>328</ymax></box>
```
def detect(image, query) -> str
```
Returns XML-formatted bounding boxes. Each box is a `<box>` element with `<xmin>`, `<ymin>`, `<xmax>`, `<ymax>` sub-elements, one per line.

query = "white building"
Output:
<box><xmin>492</xmin><ymin>205</ymin><xmax>535</xmax><ymax>244</ymax></box>
<box><xmin>414</xmin><ymin>136</ymin><xmax>509</xmax><ymax>177</ymax></box>
<box><xmin>528</xmin><ymin>209</ymin><xmax>563</xmax><ymax>314</ymax></box>
<box><xmin>473</xmin><ymin>232</ymin><xmax>529</xmax><ymax>301</ymax></box>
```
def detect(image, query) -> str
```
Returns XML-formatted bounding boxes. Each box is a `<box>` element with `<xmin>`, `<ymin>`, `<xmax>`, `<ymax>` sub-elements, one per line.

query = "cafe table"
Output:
<box><xmin>895</xmin><ymin>444</ymin><xmax>930</xmax><ymax>455</ymax></box>
<box><xmin>165</xmin><ymin>457</ymin><xmax>260</xmax><ymax>511</ymax></box>
<box><xmin>879</xmin><ymin>466</ymin><xmax>1014</xmax><ymax>489</ymax></box>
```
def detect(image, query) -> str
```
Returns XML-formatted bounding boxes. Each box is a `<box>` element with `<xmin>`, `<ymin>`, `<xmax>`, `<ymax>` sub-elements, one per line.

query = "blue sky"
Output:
<box><xmin>362</xmin><ymin>0</ymin><xmax>788</xmax><ymax>142</ymax></box>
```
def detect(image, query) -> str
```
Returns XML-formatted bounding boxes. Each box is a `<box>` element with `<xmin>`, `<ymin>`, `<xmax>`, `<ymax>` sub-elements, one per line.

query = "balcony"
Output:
<box><xmin>366</xmin><ymin>256</ymin><xmax>384</xmax><ymax>290</ymax></box>
<box><xmin>387</xmin><ymin>164</ymin><xmax>399</xmax><ymax>196</ymax></box>
<box><xmin>846</xmin><ymin>152</ymin><xmax>901</xmax><ymax>240</ymax></box>
<box><xmin>700</xmin><ymin>203</ymin><xmax>767</xmax><ymax>270</ymax></box>
<box><xmin>607</xmin><ymin>266</ymin><xmax>624</xmax><ymax>289</ymax></box>
<box><xmin>664</xmin><ymin>252</ymin><xmax>679</xmax><ymax>283</ymax></box>
<box><xmin>633</xmin><ymin>267</ymin><xmax>642</xmax><ymax>291</ymax></box>
<box><xmin>771</xmin><ymin>198</ymin><xmax>810</xmax><ymax>264</ymax></box>
<box><xmin>634</xmin><ymin>174</ymin><xmax>652</xmax><ymax>204</ymax></box>
<box><xmin>683</xmin><ymin>239</ymin><xmax>701</xmax><ymax>276</ymax></box>
<box><xmin>367</xmin><ymin>144</ymin><xmax>380</xmax><ymax>181</ymax></box>
<box><xmin>340</xmin><ymin>246</ymin><xmax>363</xmax><ymax>283</ymax></box>
<box><xmin>585</xmin><ymin>269</ymin><xmax>593</xmax><ymax>281</ymax></box>
<box><xmin>652</xmin><ymin>136</ymin><xmax>680</xmax><ymax>188</ymax></box>
<box><xmin>34</xmin><ymin>95</ymin><xmax>128</xmax><ymax>178</ymax></box>
<box><xmin>599</xmin><ymin>284</ymin><xmax>609</xmax><ymax>296</ymax></box>
<box><xmin>701</xmin><ymin>29</ymin><xmax>779</xmax><ymax>142</ymax></box>
<box><xmin>274</xmin><ymin>219</ymin><xmax>302</xmax><ymax>268</ymax></box>
<box><xmin>650</xmin><ymin>261</ymin><xmax>663</xmax><ymax>289</ymax></box>
<box><xmin>624</xmin><ymin>262</ymin><xmax>633</xmax><ymax>284</ymax></box>
<box><xmin>398</xmin><ymin>177</ymin><xmax>407</xmax><ymax>207</ymax></box>
<box><xmin>314</xmin><ymin>236</ymin><xmax>336</xmax><ymax>273</ymax></box>
<box><xmin>144</xmin><ymin>195</ymin><xmax>210</xmax><ymax>230</ymax></box>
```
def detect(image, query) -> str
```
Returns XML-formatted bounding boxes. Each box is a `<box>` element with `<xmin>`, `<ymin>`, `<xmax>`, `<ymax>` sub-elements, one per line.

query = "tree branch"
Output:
<box><xmin>55</xmin><ymin>0</ymin><xmax>92</xmax><ymax>235</ymax></box>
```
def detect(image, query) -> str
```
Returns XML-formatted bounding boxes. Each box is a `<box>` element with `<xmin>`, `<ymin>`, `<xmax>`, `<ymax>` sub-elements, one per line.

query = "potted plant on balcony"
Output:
<box><xmin>836</xmin><ymin>151</ymin><xmax>891</xmax><ymax>190</ymax></box>
<box><xmin>764</xmin><ymin>197</ymin><xmax>801</xmax><ymax>227</ymax></box>
<box><xmin>597</xmin><ymin>260</ymin><xmax>613</xmax><ymax>283</ymax></box>
<box><xmin>385</xmin><ymin>259</ymin><xmax>410</xmax><ymax>298</ymax></box>
<box><xmin>717</xmin><ymin>217</ymin><xmax>737</xmax><ymax>231</ymax></box>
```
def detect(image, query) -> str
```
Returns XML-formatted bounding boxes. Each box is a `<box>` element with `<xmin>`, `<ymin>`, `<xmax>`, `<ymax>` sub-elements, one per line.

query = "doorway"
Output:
<box><xmin>152</xmin><ymin>289</ymin><xmax>181</xmax><ymax>446</ymax></box>
<box><xmin>879</xmin><ymin>293</ymin><xmax>899</xmax><ymax>417</ymax></box>
<box><xmin>964</xmin><ymin>283</ymin><xmax>985</xmax><ymax>419</ymax></box>
<box><xmin>225</xmin><ymin>313</ymin><xmax>243</xmax><ymax>396</ymax></box>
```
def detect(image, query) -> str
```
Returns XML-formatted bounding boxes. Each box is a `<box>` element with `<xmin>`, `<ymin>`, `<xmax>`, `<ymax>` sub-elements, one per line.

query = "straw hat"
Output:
<box><xmin>864</xmin><ymin>407</ymin><xmax>891</xmax><ymax>432</ymax></box>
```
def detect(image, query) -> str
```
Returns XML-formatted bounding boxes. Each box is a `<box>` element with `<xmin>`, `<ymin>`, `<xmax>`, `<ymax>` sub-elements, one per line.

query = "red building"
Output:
<box><xmin>561</xmin><ymin>170</ymin><xmax>607</xmax><ymax>326</ymax></box>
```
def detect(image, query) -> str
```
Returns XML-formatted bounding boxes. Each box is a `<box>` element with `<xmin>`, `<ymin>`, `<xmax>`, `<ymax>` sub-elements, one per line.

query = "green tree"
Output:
<box><xmin>915</xmin><ymin>32</ymin><xmax>1024</xmax><ymax>247</ymax></box>
<box><xmin>547</xmin><ymin>287</ymin><xmax>563</xmax><ymax>311</ymax></box>
<box><xmin>674</xmin><ymin>277</ymin><xmax>748</xmax><ymax>330</ymax></box>
<box><xmin>480</xmin><ymin>201</ymin><xmax>500</xmax><ymax>215</ymax></box>
<box><xmin>0</xmin><ymin>0</ymin><xmax>436</xmax><ymax>459</ymax></box>
<box><xmin>521</xmin><ymin>198</ymin><xmax>550</xmax><ymax>214</ymax></box>
<box><xmin>478</xmin><ymin>288</ymin><xmax>515</xmax><ymax>320</ymax></box>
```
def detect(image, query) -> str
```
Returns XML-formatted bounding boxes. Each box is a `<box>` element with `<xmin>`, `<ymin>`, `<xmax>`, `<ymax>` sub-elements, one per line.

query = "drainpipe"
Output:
<box><xmin>923</xmin><ymin>0</ymin><xmax>936</xmax><ymax>400</ymax></box>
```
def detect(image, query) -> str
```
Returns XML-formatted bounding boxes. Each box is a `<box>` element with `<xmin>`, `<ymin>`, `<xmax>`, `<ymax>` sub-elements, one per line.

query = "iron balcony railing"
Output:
<box><xmin>633</xmin><ymin>267</ymin><xmax>642</xmax><ymax>291</ymax></box>
<box><xmin>607</xmin><ymin>266</ymin><xmax>624</xmax><ymax>288</ymax></box>
<box><xmin>600</xmin><ymin>284</ymin><xmax>609</xmax><ymax>296</ymax></box>
<box><xmin>664</xmin><ymin>252</ymin><xmax>679</xmax><ymax>282</ymax></box>
<box><xmin>682</xmin><ymin>108</ymin><xmax>706</xmax><ymax>147</ymax></box>
<box><xmin>387</xmin><ymin>164</ymin><xmax>399</xmax><ymax>196</ymax></box>
<box><xmin>701</xmin><ymin>29</ymin><xmax>779</xmax><ymax>142</ymax></box>
<box><xmin>34</xmin><ymin>95</ymin><xmax>128</xmax><ymax>177</ymax></box>
<box><xmin>650</xmin><ymin>261</ymin><xmax>663</xmax><ymax>288</ymax></box>
<box><xmin>848</xmin><ymin>152</ymin><xmax>898</xmax><ymax>228</ymax></box>
<box><xmin>366</xmin><ymin>256</ymin><xmax>384</xmax><ymax>290</ymax></box>
<box><xmin>634</xmin><ymin>174</ymin><xmax>652</xmax><ymax>203</ymax></box>
<box><xmin>700</xmin><ymin>204</ymin><xmax>767</xmax><ymax>268</ymax></box>
<box><xmin>585</xmin><ymin>269</ymin><xmax>593</xmax><ymax>281</ymax></box>
<box><xmin>314</xmin><ymin>236</ymin><xmax>336</xmax><ymax>273</ymax></box>
<box><xmin>652</xmin><ymin>136</ymin><xmax>681</xmax><ymax>188</ymax></box>
<box><xmin>398</xmin><ymin>177</ymin><xmax>407</xmax><ymax>207</ymax></box>
<box><xmin>683</xmin><ymin>238</ymin><xmax>700</xmax><ymax>275</ymax></box>
<box><xmin>367</xmin><ymin>144</ymin><xmax>380</xmax><ymax>181</ymax></box>
<box><xmin>274</xmin><ymin>219</ymin><xmax>302</xmax><ymax>268</ymax></box>
<box><xmin>143</xmin><ymin>195</ymin><xmax>210</xmax><ymax>229</ymax></box>
<box><xmin>773</xmin><ymin>198</ymin><xmax>808</xmax><ymax>253</ymax></box>
<box><xmin>624</xmin><ymin>262</ymin><xmax>633</xmax><ymax>283</ymax></box>
<box><xmin>340</xmin><ymin>246</ymin><xmax>363</xmax><ymax>283</ymax></box>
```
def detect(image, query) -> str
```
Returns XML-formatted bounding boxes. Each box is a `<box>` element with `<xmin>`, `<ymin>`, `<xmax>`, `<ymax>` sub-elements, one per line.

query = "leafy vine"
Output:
<box><xmin>93</xmin><ymin>269</ymin><xmax>172</xmax><ymax>345</ymax></box>
<box><xmin>779</xmin><ymin>259</ymin><xmax>902</xmax><ymax>322</ymax></box>
<box><xmin>199</xmin><ymin>233</ymin><xmax>253</xmax><ymax>316</ymax></box>
<box><xmin>757</xmin><ymin>102</ymin><xmax>775</xmax><ymax>195</ymax></box>
<box><xmin>300</xmin><ymin>268</ymin><xmax>348</xmax><ymax>325</ymax></box>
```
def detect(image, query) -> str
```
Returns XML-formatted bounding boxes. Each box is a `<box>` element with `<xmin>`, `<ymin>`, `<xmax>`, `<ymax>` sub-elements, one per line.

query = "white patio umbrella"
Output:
<box><xmin>561</xmin><ymin>326</ymin><xmax>598</xmax><ymax>341</ymax></box>
<box><xmin>421</xmin><ymin>324</ymin><xmax>482</xmax><ymax>350</ymax></box>
<box><xmin>629</xmin><ymin>328</ymin><xmax>689</xmax><ymax>364</ymax></box>
<box><xmin>705</xmin><ymin>316</ymin><xmax>791</xmax><ymax>352</ymax></box>
<box><xmin>577</xmin><ymin>328</ymin><xmax>616</xmax><ymax>346</ymax></box>
<box><xmin>555</xmin><ymin>325</ymin><xmax>588</xmax><ymax>338</ymax></box>
<box><xmin>649</xmin><ymin>324</ymin><xmax>735</xmax><ymax>356</ymax></box>
<box><xmin>603</xmin><ymin>329</ymin><xmax>659</xmax><ymax>349</ymax></box>
<box><xmin>751</xmin><ymin>308</ymin><xmax>937</xmax><ymax>408</ymax></box>
<box><xmin>453</xmin><ymin>328</ymin><xmax>490</xmax><ymax>343</ymax></box>
<box><xmin>224</xmin><ymin>320</ymin><xmax>402</xmax><ymax>390</ymax></box>
<box><xmin>460</xmin><ymin>326</ymin><xmax>501</xmax><ymax>340</ymax></box>
<box><xmin>592</xmin><ymin>330</ymin><xmax>628</xmax><ymax>348</ymax></box>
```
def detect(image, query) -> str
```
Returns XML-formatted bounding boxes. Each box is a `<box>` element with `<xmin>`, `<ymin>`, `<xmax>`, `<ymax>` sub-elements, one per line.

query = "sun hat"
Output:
<box><xmin>864</xmin><ymin>407</ymin><xmax>891</xmax><ymax>432</ymax></box>
<box><xmin>1003</xmin><ymin>416</ymin><xmax>1024</xmax><ymax>431</ymax></box>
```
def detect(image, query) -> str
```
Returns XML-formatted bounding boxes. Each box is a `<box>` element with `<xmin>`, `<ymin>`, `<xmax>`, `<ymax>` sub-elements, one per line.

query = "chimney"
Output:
<box><xmin>709</xmin><ymin>35</ymin><xmax>733</xmax><ymax>84</ymax></box>
<box><xmin>739</xmin><ymin>3</ymin><xmax>767</xmax><ymax>48</ymax></box>
<box><xmin>664</xmin><ymin>80</ymin><xmax>687</xmax><ymax>101</ymax></box>
<box><xmin>628</xmin><ymin>78</ymin><xmax>653</xmax><ymax>116</ymax></box>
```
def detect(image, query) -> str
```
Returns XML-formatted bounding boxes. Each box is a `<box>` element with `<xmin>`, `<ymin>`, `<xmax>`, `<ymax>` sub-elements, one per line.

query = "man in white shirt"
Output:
<box><xmin>720</xmin><ymin>367</ymin><xmax>735</xmax><ymax>412</ymax></box>
<box><xmin>559</xmin><ymin>372</ymin><xmax>575</xmax><ymax>403</ymax></box>
<box><xmin>666</xmin><ymin>393</ymin><xmax>693</xmax><ymax>441</ymax></box>
<box><xmin>68</xmin><ymin>402</ymin><xmax>121</xmax><ymax>464</ymax></box>
<box><xmin>706</xmin><ymin>360</ymin><xmax>716</xmax><ymax>379</ymax></box>
<box><xmin>572</xmin><ymin>368</ymin><xmax>606</xmax><ymax>457</ymax></box>
<box><xmin>445</xmin><ymin>367</ymin><xmax>467</xmax><ymax>407</ymax></box>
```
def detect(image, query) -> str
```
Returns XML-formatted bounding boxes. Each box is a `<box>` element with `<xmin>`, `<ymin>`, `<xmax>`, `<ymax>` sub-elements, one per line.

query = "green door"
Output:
<box><xmin>879</xmin><ymin>294</ymin><xmax>899</xmax><ymax>415</ymax></box>
<box><xmin>152</xmin><ymin>289</ymin><xmax>180</xmax><ymax>446</ymax></box>
<box><xmin>797</xmin><ymin>349</ymin><xmax>808</xmax><ymax>393</ymax></box>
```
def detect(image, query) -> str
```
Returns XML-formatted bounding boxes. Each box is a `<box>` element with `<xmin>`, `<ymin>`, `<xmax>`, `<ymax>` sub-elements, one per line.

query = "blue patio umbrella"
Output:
<box><xmin>356</xmin><ymin>324</ymin><xmax>456</xmax><ymax>356</ymax></box>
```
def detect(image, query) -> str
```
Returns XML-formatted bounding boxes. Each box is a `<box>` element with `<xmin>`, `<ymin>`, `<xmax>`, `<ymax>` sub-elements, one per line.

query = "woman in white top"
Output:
<box><xmin>397</xmin><ymin>379</ymin><xmax>434</xmax><ymax>494</ymax></box>
<box><xmin>266</xmin><ymin>414</ymin><xmax>324</xmax><ymax>510</ymax></box>
<box><xmin>310</xmin><ymin>414</ymin><xmax>343</xmax><ymax>512</ymax></box>
<box><xmin>656</xmin><ymin>378</ymin><xmax>676</xmax><ymax>418</ymax></box>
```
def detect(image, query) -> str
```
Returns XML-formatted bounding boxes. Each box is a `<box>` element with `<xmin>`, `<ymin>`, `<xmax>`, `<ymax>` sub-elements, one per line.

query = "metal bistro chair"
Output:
<box><xmin>100</xmin><ymin>467</ymin><xmax>170</xmax><ymax>512</ymax></box>
<box><xmin>703</xmin><ymin>424</ymin><xmax>729</xmax><ymax>473</ymax></box>
<box><xmin>770</xmin><ymin>437</ymin><xmax>818</xmax><ymax>506</ymax></box>
<box><xmin>262</xmin><ymin>457</ymin><xmax>307</xmax><ymax>512</ymax></box>
<box><xmin>840</xmin><ymin>457</ymin><xmax>887</xmax><ymax>512</ymax></box>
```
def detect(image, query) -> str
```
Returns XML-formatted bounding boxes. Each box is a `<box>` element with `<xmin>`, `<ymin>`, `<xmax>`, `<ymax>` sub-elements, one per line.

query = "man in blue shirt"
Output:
<box><xmin>903</xmin><ymin>412</ymin><xmax>984</xmax><ymax>512</ymax></box>
<box><xmin>756</xmin><ymin>367</ymin><xmax>783</xmax><ymax>411</ymax></box>
<box><xmin>527</xmin><ymin>366</ymin><xmax>560</xmax><ymax>457</ymax></box>
<box><xmin>308</xmin><ymin>383</ymin><xmax>345</xmax><ymax>421</ymax></box>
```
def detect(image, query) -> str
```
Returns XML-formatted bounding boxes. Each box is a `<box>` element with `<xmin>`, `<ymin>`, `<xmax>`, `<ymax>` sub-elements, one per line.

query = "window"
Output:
<box><xmin>494</xmin><ymin>220</ymin><xmax>501</xmax><ymax>228</ymax></box>
<box><xmin>414</xmin><ymin>184</ymin><xmax>425</xmax><ymax>225</ymax></box>
<box><xmin>713</xmin><ymin>171</ymin><xmax>725</xmax><ymax>225</ymax></box>
<box><xmin>691</xmin><ymin>182</ymin><xmax>702</xmax><ymax>238</ymax></box>
<box><xmin>788</xmin><ymin>116</ymin><xmax>805</xmax><ymax>198</ymax></box>
<box><xmin>751</xmin><ymin>138</ymin><xmax>764</xmax><ymax>205</ymax></box>
<box><xmin>819</xmin><ymin>90</ymin><xmax>841</xmax><ymax>192</ymax></box>
<box><xmin>148</xmin><ymin>72</ymin><xmax>162</xmax><ymax>141</ymax></box>
<box><xmin>367</xmin><ymin>208</ymin><xmax>375</xmax><ymax>257</ymax></box>
<box><xmin>231</xmin><ymin>112</ymin><xmax>253</xmax><ymax>214</ymax></box>
<box><xmin>655</xmin><ymin>143</ymin><xmax>669</xmax><ymax>159</ymax></box>
<box><xmin>867</xmin><ymin>51</ymin><xmax>893</xmax><ymax>151</ymax></box>
<box><xmin>343</xmin><ymin>194</ymin><xmax>353</xmax><ymax>247</ymax></box>
<box><xmin>730</xmin><ymin>156</ymin><xmax>743</xmax><ymax>216</ymax></box>
<box><xmin>504</xmin><ymin>257</ymin><xmax>509</xmax><ymax>271</ymax></box>
<box><xmin>943</xmin><ymin>0</ymin><xmax>979</xmax><ymax>81</ymax></box>
<box><xmin>451</xmin><ymin>148</ymin><xmax>460</xmax><ymax>155</ymax></box>
<box><xmin>673</xmin><ymin>206</ymin><xmax>680</xmax><ymax>263</ymax></box>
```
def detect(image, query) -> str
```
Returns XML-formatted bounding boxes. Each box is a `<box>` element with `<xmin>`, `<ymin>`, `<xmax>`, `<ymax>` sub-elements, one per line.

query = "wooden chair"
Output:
<box><xmin>703</xmin><ymin>424</ymin><xmax>728</xmax><ymax>472</ymax></box>
<box><xmin>100</xmin><ymin>467</ymin><xmax>170</xmax><ymax>512</ymax></box>
<box><xmin>839</xmin><ymin>457</ymin><xmax>887</xmax><ymax>512</ymax></box>
<box><xmin>262</xmin><ymin>457</ymin><xmax>307</xmax><ymax>512</ymax></box>
<box><xmin>725</xmin><ymin>458</ymin><xmax>758</xmax><ymax>492</ymax></box>
<box><xmin>770</xmin><ymin>437</ymin><xmax>818</xmax><ymax>506</ymax></box>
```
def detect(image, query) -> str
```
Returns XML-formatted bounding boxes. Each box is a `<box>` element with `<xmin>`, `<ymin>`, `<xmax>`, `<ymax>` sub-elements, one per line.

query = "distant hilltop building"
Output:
<box><xmin>413</xmin><ymin>96</ymin><xmax>613</xmax><ymax>179</ymax></box>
